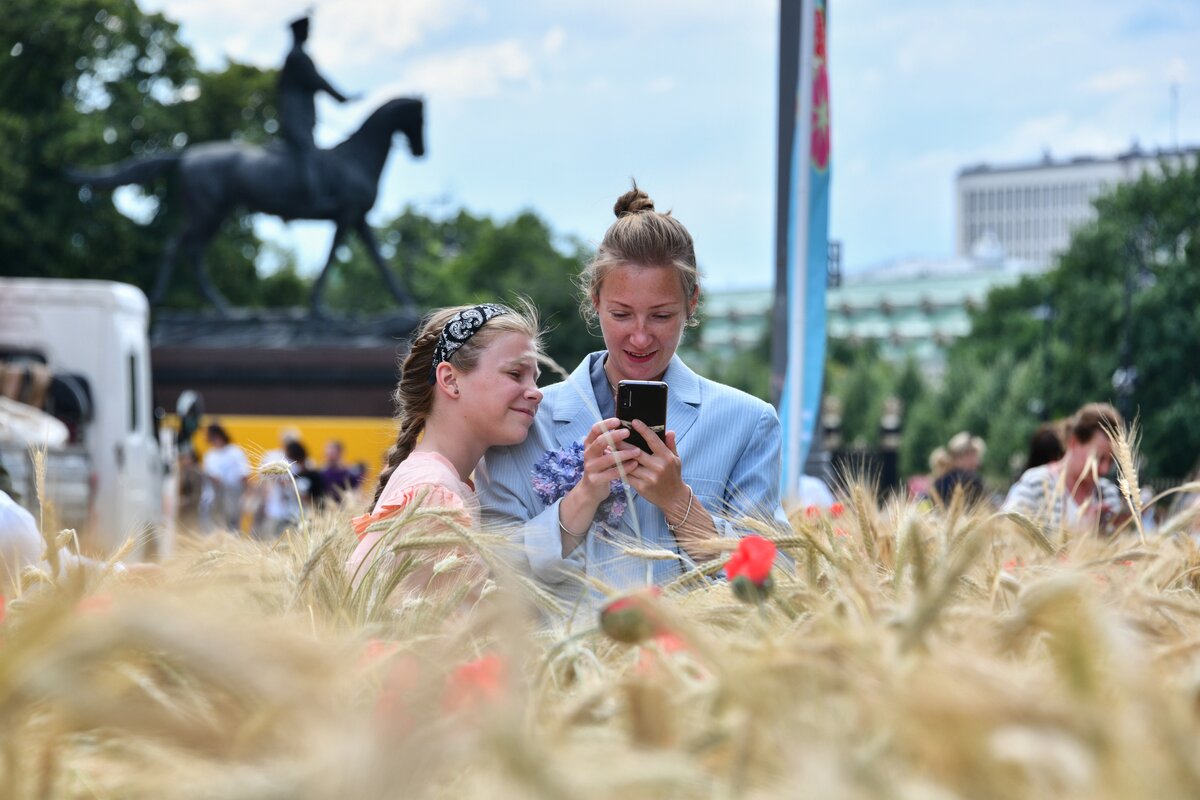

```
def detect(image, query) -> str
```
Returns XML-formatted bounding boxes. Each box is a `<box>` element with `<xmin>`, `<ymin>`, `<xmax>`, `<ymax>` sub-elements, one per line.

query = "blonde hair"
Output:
<box><xmin>947</xmin><ymin>431</ymin><xmax>986</xmax><ymax>459</ymax></box>
<box><xmin>929</xmin><ymin>446</ymin><xmax>951</xmax><ymax>478</ymax></box>
<box><xmin>578</xmin><ymin>181</ymin><xmax>701</xmax><ymax>327</ymax></box>
<box><xmin>370</xmin><ymin>300</ymin><xmax>541</xmax><ymax>509</ymax></box>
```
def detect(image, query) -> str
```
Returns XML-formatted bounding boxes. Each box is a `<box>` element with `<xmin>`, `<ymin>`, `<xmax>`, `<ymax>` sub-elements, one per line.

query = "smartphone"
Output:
<box><xmin>617</xmin><ymin>380</ymin><xmax>668</xmax><ymax>454</ymax></box>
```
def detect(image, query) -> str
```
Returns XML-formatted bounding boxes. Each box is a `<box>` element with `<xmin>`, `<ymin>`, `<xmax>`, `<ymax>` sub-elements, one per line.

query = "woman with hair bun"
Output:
<box><xmin>478</xmin><ymin>183</ymin><xmax>788</xmax><ymax>606</ymax></box>
<box><xmin>347</xmin><ymin>302</ymin><xmax>543</xmax><ymax>595</ymax></box>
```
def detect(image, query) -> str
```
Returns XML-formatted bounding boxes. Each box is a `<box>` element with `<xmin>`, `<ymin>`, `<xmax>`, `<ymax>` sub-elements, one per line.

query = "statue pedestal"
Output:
<box><xmin>150</xmin><ymin>308</ymin><xmax>419</xmax><ymax>418</ymax></box>
<box><xmin>150</xmin><ymin>307</ymin><xmax>419</xmax><ymax>348</ymax></box>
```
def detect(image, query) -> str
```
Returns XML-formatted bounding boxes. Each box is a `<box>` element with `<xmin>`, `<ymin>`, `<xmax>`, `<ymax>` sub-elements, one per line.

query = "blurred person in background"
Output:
<box><xmin>797</xmin><ymin>473</ymin><xmax>836</xmax><ymax>509</ymax></box>
<box><xmin>911</xmin><ymin>446</ymin><xmax>952</xmax><ymax>502</ymax></box>
<box><xmin>1002</xmin><ymin>403</ymin><xmax>1127</xmax><ymax>533</ymax></box>
<box><xmin>1</xmin><ymin>489</ymin><xmax>160</xmax><ymax>593</ymax></box>
<box><xmin>932</xmin><ymin>432</ymin><xmax>986</xmax><ymax>505</ymax></box>
<box><xmin>176</xmin><ymin>449</ymin><xmax>204</xmax><ymax>534</ymax></box>
<box><xmin>285</xmin><ymin>439</ymin><xmax>324</xmax><ymax>513</ymax></box>
<box><xmin>256</xmin><ymin>428</ymin><xmax>301</xmax><ymax>540</ymax></box>
<box><xmin>319</xmin><ymin>439</ymin><xmax>363</xmax><ymax>506</ymax></box>
<box><xmin>1023</xmin><ymin>422</ymin><xmax>1066</xmax><ymax>473</ymax></box>
<box><xmin>200</xmin><ymin>423</ymin><xmax>249</xmax><ymax>533</ymax></box>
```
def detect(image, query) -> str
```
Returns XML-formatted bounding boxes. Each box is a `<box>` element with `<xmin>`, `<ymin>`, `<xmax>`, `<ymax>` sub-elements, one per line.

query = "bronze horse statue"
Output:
<box><xmin>69</xmin><ymin>96</ymin><xmax>425</xmax><ymax>314</ymax></box>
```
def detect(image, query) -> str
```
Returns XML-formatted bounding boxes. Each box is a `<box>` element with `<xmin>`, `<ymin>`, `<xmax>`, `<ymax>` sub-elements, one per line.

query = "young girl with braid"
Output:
<box><xmin>347</xmin><ymin>303</ymin><xmax>542</xmax><ymax>594</ymax></box>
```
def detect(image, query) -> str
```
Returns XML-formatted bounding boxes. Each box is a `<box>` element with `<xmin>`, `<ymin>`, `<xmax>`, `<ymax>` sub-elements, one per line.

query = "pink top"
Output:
<box><xmin>347</xmin><ymin>451</ymin><xmax>478</xmax><ymax>582</ymax></box>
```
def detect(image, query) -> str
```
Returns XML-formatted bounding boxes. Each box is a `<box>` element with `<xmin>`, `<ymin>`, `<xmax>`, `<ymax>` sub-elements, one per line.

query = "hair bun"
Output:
<box><xmin>613</xmin><ymin>183</ymin><xmax>655</xmax><ymax>217</ymax></box>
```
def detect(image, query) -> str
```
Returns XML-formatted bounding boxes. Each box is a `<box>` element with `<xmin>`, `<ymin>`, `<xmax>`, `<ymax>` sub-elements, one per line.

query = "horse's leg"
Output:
<box><xmin>150</xmin><ymin>234</ymin><xmax>181</xmax><ymax>307</ymax></box>
<box><xmin>355</xmin><ymin>219</ymin><xmax>413</xmax><ymax>311</ymax></box>
<box><xmin>310</xmin><ymin>224</ymin><xmax>348</xmax><ymax>316</ymax></box>
<box><xmin>182</xmin><ymin>219</ymin><xmax>232</xmax><ymax>316</ymax></box>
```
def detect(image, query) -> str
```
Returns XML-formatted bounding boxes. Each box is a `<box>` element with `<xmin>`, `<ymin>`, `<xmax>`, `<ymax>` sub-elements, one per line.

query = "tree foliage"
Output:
<box><xmin>0</xmin><ymin>0</ymin><xmax>282</xmax><ymax>306</ymax></box>
<box><xmin>828</xmin><ymin>161</ymin><xmax>1200</xmax><ymax>481</ymax></box>
<box><xmin>316</xmin><ymin>207</ymin><xmax>599</xmax><ymax>376</ymax></box>
<box><xmin>1</xmin><ymin>0</ymin><xmax>596</xmax><ymax>364</ymax></box>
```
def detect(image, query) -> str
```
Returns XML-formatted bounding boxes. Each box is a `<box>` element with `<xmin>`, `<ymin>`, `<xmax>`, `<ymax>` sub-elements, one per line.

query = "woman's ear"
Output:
<box><xmin>434</xmin><ymin>362</ymin><xmax>460</xmax><ymax>398</ymax></box>
<box><xmin>687</xmin><ymin>285</ymin><xmax>700</xmax><ymax>320</ymax></box>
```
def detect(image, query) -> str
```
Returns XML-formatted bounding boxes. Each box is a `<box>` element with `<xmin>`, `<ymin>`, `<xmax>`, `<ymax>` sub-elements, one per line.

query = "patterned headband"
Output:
<box><xmin>428</xmin><ymin>303</ymin><xmax>512</xmax><ymax>383</ymax></box>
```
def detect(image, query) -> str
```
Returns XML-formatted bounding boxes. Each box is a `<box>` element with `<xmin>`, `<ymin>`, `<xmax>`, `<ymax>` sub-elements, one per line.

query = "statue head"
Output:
<box><xmin>289</xmin><ymin>15</ymin><xmax>310</xmax><ymax>43</ymax></box>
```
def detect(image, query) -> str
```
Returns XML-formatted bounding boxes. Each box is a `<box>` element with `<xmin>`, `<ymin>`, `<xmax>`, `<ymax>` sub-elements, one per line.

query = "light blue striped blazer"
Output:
<box><xmin>476</xmin><ymin>352</ymin><xmax>788</xmax><ymax>606</ymax></box>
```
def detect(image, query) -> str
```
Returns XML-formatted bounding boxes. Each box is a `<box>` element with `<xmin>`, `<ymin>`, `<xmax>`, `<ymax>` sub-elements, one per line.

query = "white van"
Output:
<box><xmin>0</xmin><ymin>278</ymin><xmax>167</xmax><ymax>557</ymax></box>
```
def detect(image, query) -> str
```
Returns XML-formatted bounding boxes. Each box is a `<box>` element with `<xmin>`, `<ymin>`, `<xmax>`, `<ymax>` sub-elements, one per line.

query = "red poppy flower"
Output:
<box><xmin>635</xmin><ymin>632</ymin><xmax>690</xmax><ymax>676</ymax></box>
<box><xmin>76</xmin><ymin>594</ymin><xmax>113</xmax><ymax>616</ymax></box>
<box><xmin>375</xmin><ymin>654</ymin><xmax>421</xmax><ymax>724</ymax></box>
<box><xmin>805</xmin><ymin>505</ymin><xmax>821</xmax><ymax>519</ymax></box>
<box><xmin>727</xmin><ymin>535</ymin><xmax>778</xmax><ymax>603</ymax></box>
<box><xmin>726</xmin><ymin>536</ymin><xmax>776</xmax><ymax>585</ymax></box>
<box><xmin>443</xmin><ymin>653</ymin><xmax>507</xmax><ymax>714</ymax></box>
<box><xmin>829</xmin><ymin>502</ymin><xmax>845</xmax><ymax>519</ymax></box>
<box><xmin>600</xmin><ymin>587</ymin><xmax>667</xmax><ymax>644</ymax></box>
<box><xmin>359</xmin><ymin>638</ymin><xmax>401</xmax><ymax>669</ymax></box>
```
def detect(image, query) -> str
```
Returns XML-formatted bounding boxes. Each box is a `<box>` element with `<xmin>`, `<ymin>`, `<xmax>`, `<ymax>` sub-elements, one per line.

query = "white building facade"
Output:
<box><xmin>957</xmin><ymin>145</ymin><xmax>1198</xmax><ymax>267</ymax></box>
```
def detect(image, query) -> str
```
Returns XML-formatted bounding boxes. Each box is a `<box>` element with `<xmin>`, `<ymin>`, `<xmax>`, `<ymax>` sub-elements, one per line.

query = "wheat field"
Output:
<box><xmin>3</xmin><ymin>455</ymin><xmax>1200</xmax><ymax>799</ymax></box>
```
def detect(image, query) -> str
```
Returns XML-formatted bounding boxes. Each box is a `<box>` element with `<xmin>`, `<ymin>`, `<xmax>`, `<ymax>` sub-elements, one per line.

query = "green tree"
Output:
<box><xmin>902</xmin><ymin>161</ymin><xmax>1200</xmax><ymax>480</ymax></box>
<box><xmin>0</xmin><ymin>0</ymin><xmax>283</xmax><ymax>307</ymax></box>
<box><xmin>321</xmin><ymin>207</ymin><xmax>599</xmax><ymax>374</ymax></box>
<box><xmin>952</xmin><ymin>162</ymin><xmax>1200</xmax><ymax>478</ymax></box>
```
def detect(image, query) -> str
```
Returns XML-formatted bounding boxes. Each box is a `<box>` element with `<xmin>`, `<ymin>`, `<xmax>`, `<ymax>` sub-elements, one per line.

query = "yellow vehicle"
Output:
<box><xmin>151</xmin><ymin>313</ymin><xmax>414</xmax><ymax>527</ymax></box>
<box><xmin>185</xmin><ymin>413</ymin><xmax>398</xmax><ymax>493</ymax></box>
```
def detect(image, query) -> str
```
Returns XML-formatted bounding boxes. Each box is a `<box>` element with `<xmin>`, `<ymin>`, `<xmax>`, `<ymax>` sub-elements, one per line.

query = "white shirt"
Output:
<box><xmin>203</xmin><ymin>444</ymin><xmax>250</xmax><ymax>488</ymax></box>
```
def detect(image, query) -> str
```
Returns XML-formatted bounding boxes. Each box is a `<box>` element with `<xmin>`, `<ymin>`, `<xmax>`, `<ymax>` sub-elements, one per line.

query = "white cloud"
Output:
<box><xmin>139</xmin><ymin>0</ymin><xmax>475</xmax><ymax>69</ymax></box>
<box><xmin>647</xmin><ymin>76</ymin><xmax>677</xmax><ymax>94</ymax></box>
<box><xmin>385</xmin><ymin>39</ymin><xmax>538</xmax><ymax>102</ymax></box>
<box><xmin>542</xmin><ymin>26</ymin><xmax>566</xmax><ymax>55</ymax></box>
<box><xmin>1166</xmin><ymin>56</ymin><xmax>1190</xmax><ymax>84</ymax></box>
<box><xmin>1006</xmin><ymin>114</ymin><xmax>1127</xmax><ymax>159</ymax></box>
<box><xmin>1082</xmin><ymin>68</ymin><xmax>1146</xmax><ymax>94</ymax></box>
<box><xmin>544</xmin><ymin>0</ymin><xmax>773</xmax><ymax>29</ymax></box>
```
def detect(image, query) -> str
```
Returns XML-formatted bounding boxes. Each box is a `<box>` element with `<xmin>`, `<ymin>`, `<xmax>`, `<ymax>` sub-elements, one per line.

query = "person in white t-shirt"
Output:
<box><xmin>0</xmin><ymin>490</ymin><xmax>166</xmax><ymax>593</ymax></box>
<box><xmin>254</xmin><ymin>428</ymin><xmax>301</xmax><ymax>540</ymax></box>
<box><xmin>200</xmin><ymin>423</ymin><xmax>250</xmax><ymax>533</ymax></box>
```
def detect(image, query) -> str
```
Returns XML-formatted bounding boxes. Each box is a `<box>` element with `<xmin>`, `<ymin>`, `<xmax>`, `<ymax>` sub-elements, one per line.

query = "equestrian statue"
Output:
<box><xmin>68</xmin><ymin>15</ymin><xmax>423</xmax><ymax>315</ymax></box>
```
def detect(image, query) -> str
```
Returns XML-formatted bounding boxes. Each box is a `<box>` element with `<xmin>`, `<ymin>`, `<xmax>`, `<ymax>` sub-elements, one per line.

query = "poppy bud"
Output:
<box><xmin>600</xmin><ymin>587</ymin><xmax>666</xmax><ymax>644</ymax></box>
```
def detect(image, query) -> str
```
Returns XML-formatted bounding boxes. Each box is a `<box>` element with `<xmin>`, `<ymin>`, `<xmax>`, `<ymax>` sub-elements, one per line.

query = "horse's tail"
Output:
<box><xmin>65</xmin><ymin>154</ymin><xmax>181</xmax><ymax>190</ymax></box>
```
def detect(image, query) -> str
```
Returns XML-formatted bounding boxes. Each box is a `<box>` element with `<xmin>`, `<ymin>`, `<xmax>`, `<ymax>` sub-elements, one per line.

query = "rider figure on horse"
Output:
<box><xmin>277</xmin><ymin>14</ymin><xmax>356</xmax><ymax>212</ymax></box>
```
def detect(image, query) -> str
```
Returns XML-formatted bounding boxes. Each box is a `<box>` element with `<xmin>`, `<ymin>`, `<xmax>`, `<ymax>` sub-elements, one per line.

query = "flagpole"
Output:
<box><xmin>774</xmin><ymin>0</ymin><xmax>818</xmax><ymax>497</ymax></box>
<box><xmin>770</xmin><ymin>0</ymin><xmax>801</xmax><ymax>411</ymax></box>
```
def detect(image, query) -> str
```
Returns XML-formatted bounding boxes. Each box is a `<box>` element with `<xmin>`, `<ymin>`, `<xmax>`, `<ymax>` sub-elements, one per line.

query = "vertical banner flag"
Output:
<box><xmin>778</xmin><ymin>0</ymin><xmax>831</xmax><ymax>496</ymax></box>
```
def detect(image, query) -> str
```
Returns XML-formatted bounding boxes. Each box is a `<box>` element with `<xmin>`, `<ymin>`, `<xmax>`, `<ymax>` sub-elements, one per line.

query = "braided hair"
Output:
<box><xmin>369</xmin><ymin>301</ymin><xmax>540</xmax><ymax>510</ymax></box>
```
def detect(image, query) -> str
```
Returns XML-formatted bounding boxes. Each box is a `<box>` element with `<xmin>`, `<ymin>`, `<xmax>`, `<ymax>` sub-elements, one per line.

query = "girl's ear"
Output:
<box><xmin>687</xmin><ymin>285</ymin><xmax>700</xmax><ymax>319</ymax></box>
<box><xmin>434</xmin><ymin>362</ymin><xmax>460</xmax><ymax>398</ymax></box>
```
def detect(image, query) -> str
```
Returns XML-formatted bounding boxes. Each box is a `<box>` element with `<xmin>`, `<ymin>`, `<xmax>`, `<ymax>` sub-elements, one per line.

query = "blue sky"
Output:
<box><xmin>137</xmin><ymin>0</ymin><xmax>1200</xmax><ymax>290</ymax></box>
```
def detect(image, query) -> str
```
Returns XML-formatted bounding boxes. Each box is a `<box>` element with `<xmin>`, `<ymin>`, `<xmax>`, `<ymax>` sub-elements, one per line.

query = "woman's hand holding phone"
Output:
<box><xmin>625</xmin><ymin>419</ymin><xmax>688</xmax><ymax>512</ymax></box>
<box><xmin>558</xmin><ymin>419</ymin><xmax>641</xmax><ymax>551</ymax></box>
<box><xmin>580</xmin><ymin>418</ymin><xmax>641</xmax><ymax>497</ymax></box>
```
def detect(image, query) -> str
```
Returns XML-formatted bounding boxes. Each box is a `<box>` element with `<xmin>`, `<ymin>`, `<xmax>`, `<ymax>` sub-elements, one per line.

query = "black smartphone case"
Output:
<box><xmin>618</xmin><ymin>381</ymin><xmax>668</xmax><ymax>454</ymax></box>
